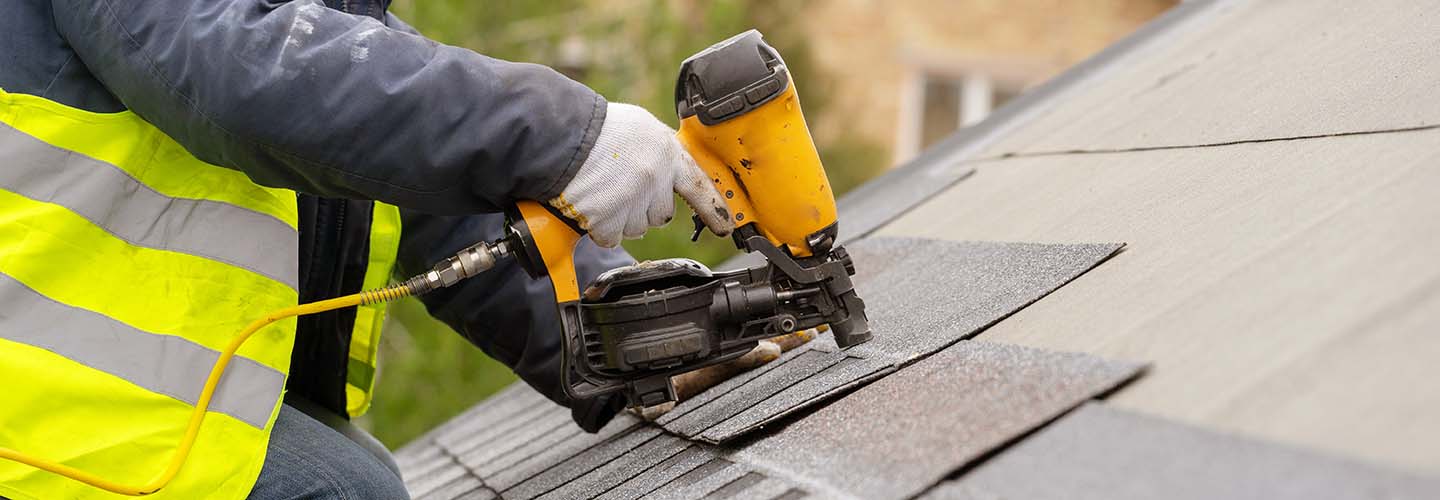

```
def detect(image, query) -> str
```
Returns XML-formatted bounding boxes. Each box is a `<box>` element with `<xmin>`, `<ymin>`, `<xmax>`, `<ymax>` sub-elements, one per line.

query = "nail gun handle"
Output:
<box><xmin>506</xmin><ymin>200</ymin><xmax>584</xmax><ymax>303</ymax></box>
<box><xmin>676</xmin><ymin>128</ymin><xmax>758</xmax><ymax>229</ymax></box>
<box><xmin>506</xmin><ymin>202</ymin><xmax>632</xmax><ymax>412</ymax></box>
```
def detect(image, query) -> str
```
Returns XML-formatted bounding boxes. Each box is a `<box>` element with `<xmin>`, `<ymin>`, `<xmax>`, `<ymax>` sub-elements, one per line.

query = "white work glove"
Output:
<box><xmin>550</xmin><ymin>102</ymin><xmax>734</xmax><ymax>247</ymax></box>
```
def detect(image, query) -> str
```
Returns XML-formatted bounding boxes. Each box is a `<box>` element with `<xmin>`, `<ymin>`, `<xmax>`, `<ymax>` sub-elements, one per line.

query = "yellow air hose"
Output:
<box><xmin>0</xmin><ymin>239</ymin><xmax>510</xmax><ymax>496</ymax></box>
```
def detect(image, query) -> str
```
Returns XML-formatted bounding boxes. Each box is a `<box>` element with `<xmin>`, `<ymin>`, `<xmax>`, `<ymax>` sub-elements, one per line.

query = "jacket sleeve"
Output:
<box><xmin>395</xmin><ymin>209</ymin><xmax>636</xmax><ymax>431</ymax></box>
<box><xmin>50</xmin><ymin>0</ymin><xmax>605</xmax><ymax>214</ymax></box>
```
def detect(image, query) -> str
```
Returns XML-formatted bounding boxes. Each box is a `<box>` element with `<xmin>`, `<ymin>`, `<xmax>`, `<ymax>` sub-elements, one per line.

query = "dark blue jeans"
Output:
<box><xmin>248</xmin><ymin>405</ymin><xmax>410</xmax><ymax>500</ymax></box>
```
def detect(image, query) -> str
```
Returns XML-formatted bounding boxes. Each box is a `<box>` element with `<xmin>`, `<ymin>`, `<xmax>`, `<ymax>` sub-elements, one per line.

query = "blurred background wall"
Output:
<box><xmin>364</xmin><ymin>0</ymin><xmax>1176</xmax><ymax>447</ymax></box>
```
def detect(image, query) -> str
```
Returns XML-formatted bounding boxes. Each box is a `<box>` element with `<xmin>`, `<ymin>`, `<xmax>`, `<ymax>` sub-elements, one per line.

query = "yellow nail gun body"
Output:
<box><xmin>507</xmin><ymin>30</ymin><xmax>870</xmax><ymax>423</ymax></box>
<box><xmin>675</xmin><ymin>36</ymin><xmax>835</xmax><ymax>258</ymax></box>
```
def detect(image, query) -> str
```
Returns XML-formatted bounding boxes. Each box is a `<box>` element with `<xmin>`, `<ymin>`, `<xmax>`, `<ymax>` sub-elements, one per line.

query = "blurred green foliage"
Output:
<box><xmin>364</xmin><ymin>0</ymin><xmax>886</xmax><ymax>448</ymax></box>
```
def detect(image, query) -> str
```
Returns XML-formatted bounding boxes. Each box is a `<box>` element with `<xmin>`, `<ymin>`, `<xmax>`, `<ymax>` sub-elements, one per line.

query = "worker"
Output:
<box><xmin>0</xmin><ymin>1</ymin><xmax>755</xmax><ymax>499</ymax></box>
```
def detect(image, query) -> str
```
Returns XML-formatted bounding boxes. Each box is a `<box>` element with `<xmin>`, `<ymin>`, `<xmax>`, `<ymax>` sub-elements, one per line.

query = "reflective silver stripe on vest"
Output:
<box><xmin>0</xmin><ymin>273</ymin><xmax>282</xmax><ymax>429</ymax></box>
<box><xmin>0</xmin><ymin>122</ymin><xmax>298</xmax><ymax>291</ymax></box>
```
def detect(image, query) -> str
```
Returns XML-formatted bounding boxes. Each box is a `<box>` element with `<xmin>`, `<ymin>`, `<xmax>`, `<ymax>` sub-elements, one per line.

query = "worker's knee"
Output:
<box><xmin>249</xmin><ymin>406</ymin><xmax>410</xmax><ymax>500</ymax></box>
<box><xmin>250</xmin><ymin>445</ymin><xmax>409</xmax><ymax>500</ymax></box>
<box><xmin>249</xmin><ymin>444</ymin><xmax>409</xmax><ymax>499</ymax></box>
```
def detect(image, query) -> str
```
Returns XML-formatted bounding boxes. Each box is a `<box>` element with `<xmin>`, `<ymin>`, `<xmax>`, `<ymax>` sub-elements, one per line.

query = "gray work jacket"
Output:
<box><xmin>0</xmin><ymin>0</ymin><xmax>631</xmax><ymax>430</ymax></box>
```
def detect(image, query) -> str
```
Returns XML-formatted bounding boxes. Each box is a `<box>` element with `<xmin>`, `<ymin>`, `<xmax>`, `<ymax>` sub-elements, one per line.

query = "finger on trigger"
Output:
<box><xmin>767</xmin><ymin>328</ymin><xmax>818</xmax><ymax>352</ymax></box>
<box><xmin>672</xmin><ymin>149</ymin><xmax>734</xmax><ymax>236</ymax></box>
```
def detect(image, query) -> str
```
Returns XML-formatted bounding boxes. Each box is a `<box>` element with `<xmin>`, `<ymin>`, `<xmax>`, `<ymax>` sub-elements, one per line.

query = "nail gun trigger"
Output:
<box><xmin>688</xmin><ymin>213</ymin><xmax>704</xmax><ymax>242</ymax></box>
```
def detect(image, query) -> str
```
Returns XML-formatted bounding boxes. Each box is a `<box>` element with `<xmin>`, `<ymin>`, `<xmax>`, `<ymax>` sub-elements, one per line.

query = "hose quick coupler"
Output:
<box><xmin>404</xmin><ymin>240</ymin><xmax>511</xmax><ymax>295</ymax></box>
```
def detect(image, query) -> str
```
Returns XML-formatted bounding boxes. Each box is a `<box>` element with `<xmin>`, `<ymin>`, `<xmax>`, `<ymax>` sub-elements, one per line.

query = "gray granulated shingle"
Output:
<box><xmin>454</xmin><ymin>407</ymin><xmax>575</xmax><ymax>471</ymax></box>
<box><xmin>660</xmin><ymin>349</ymin><xmax>848</xmax><ymax>437</ymax></box>
<box><xmin>400</xmin><ymin>385</ymin><xmax>653</xmax><ymax>498</ymax></box>
<box><xmin>395</xmin><ymin>443</ymin><xmax>447</xmax><ymax>472</ymax></box>
<box><xmin>594</xmin><ymin>446</ymin><xmax>718</xmax><ymax>500</ymax></box>
<box><xmin>722</xmin><ymin>477</ymin><xmax>804</xmax><ymax>500</ymax></box>
<box><xmin>403</xmin><ymin>458</ymin><xmax>471</xmax><ymax>500</ymax></box>
<box><xmin>484</xmin><ymin>413</ymin><xmax>644</xmax><ymax>491</ymax></box>
<box><xmin>704</xmin><ymin>471</ymin><xmax>766</xmax><ymax>499</ymax></box>
<box><xmin>454</xmin><ymin>488</ymin><xmax>498</xmax><ymax>500</ymax></box>
<box><xmin>396</xmin><ymin>341</ymin><xmax>1143</xmax><ymax>500</ymax></box>
<box><xmin>638</xmin><ymin>458</ymin><xmax>752</xmax><ymax>500</ymax></box>
<box><xmin>697</xmin><ymin>355</ymin><xmax>885</xmax><ymax>442</ymax></box>
<box><xmin>472</xmin><ymin>425</ymin><xmax>585</xmax><ymax>478</ymax></box>
<box><xmin>654</xmin><ymin>339</ymin><xmax>839</xmax><ymax>426</ymax></box>
<box><xmin>415</xmin><ymin>475</ymin><xmax>487</xmax><ymax>500</ymax></box>
<box><xmin>537</xmin><ymin>433</ymin><xmax>692</xmax><ymax>500</ymax></box>
<box><xmin>922</xmin><ymin>403</ymin><xmax>1440</xmax><ymax>500</ymax></box>
<box><xmin>397</xmin><ymin>237</ymin><xmax>1128</xmax><ymax>499</ymax></box>
<box><xmin>402</xmin><ymin>450</ymin><xmax>461</xmax><ymax>486</ymax></box>
<box><xmin>502</xmin><ymin>425</ymin><xmax>666</xmax><ymax>499</ymax></box>
<box><xmin>425</xmin><ymin>384</ymin><xmax>552</xmax><ymax>450</ymax></box>
<box><xmin>443</xmin><ymin>398</ymin><xmax>563</xmax><ymax>457</ymax></box>
<box><xmin>731</xmin><ymin>340</ymin><xmax>1144</xmax><ymax>500</ymax></box>
<box><xmin>661</xmin><ymin>238</ymin><xmax>1125</xmax><ymax>443</ymax></box>
<box><xmin>844</xmin><ymin>239</ymin><xmax>1126</xmax><ymax>361</ymax></box>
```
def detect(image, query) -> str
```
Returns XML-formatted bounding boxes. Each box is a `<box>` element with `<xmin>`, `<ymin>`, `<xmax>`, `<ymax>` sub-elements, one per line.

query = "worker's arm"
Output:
<box><xmin>50</xmin><ymin>0</ymin><xmax>602</xmax><ymax>214</ymax></box>
<box><xmin>394</xmin><ymin>210</ymin><xmax>634</xmax><ymax>430</ymax></box>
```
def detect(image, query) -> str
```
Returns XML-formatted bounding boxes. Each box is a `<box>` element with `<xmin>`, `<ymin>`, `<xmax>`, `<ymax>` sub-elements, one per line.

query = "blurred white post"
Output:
<box><xmin>960</xmin><ymin>74</ymin><xmax>993</xmax><ymax>127</ymax></box>
<box><xmin>893</xmin><ymin>68</ymin><xmax>925</xmax><ymax>166</ymax></box>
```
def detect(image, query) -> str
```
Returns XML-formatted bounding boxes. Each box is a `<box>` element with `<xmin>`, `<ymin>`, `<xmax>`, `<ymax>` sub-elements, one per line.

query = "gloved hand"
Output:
<box><xmin>550</xmin><ymin>102</ymin><xmax>735</xmax><ymax>248</ymax></box>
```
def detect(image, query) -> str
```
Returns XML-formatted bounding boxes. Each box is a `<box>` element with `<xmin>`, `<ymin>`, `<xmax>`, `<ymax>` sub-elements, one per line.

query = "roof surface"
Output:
<box><xmin>922</xmin><ymin>403</ymin><xmax>1440</xmax><ymax>500</ymax></box>
<box><xmin>396</xmin><ymin>238</ymin><xmax>1140</xmax><ymax>499</ymax></box>
<box><xmin>654</xmin><ymin>239</ymin><xmax>1125</xmax><ymax>444</ymax></box>
<box><xmin>878</xmin><ymin>0</ymin><xmax>1440</xmax><ymax>473</ymax></box>
<box><xmin>396</xmin><ymin>0</ymin><xmax>1440</xmax><ymax>497</ymax></box>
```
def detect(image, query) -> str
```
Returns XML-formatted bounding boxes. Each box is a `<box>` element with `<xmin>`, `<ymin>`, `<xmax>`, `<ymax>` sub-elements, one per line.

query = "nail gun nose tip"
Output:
<box><xmin>834</xmin><ymin>330</ymin><xmax>873</xmax><ymax>348</ymax></box>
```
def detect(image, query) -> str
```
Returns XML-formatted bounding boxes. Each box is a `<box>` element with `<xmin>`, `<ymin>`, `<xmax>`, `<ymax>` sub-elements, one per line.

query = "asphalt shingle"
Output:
<box><xmin>536</xmin><ymin>433</ymin><xmax>691</xmax><ymax>500</ymax></box>
<box><xmin>416</xmin><ymin>476</ymin><xmax>491</xmax><ymax>500</ymax></box>
<box><xmin>659</xmin><ymin>237</ymin><xmax>1125</xmax><ymax>443</ymax></box>
<box><xmin>592</xmin><ymin>446</ymin><xmax>716</xmax><ymax>500</ymax></box>
<box><xmin>454</xmin><ymin>405</ymin><xmax>575</xmax><ymax>472</ymax></box>
<box><xmin>720</xmin><ymin>477</ymin><xmax>802</xmax><ymax>500</ymax></box>
<box><xmin>637</xmin><ymin>458</ymin><xmax>753</xmax><ymax>500</ymax></box>
<box><xmin>921</xmin><ymin>403</ymin><xmax>1440</xmax><ymax>500</ymax></box>
<box><xmin>484</xmin><ymin>417</ymin><xmax>643</xmax><ymax>492</ymax></box>
<box><xmin>502</xmin><ymin>423</ymin><xmax>664</xmax><ymax>498</ymax></box>
<box><xmin>399</xmin><ymin>338</ymin><xmax>1143</xmax><ymax>500</ymax></box>
<box><xmin>878</xmin><ymin>0</ymin><xmax>1440</xmax><ymax>471</ymax></box>
<box><xmin>728</xmin><ymin>340</ymin><xmax>1144</xmax><ymax>499</ymax></box>
<box><xmin>404</xmin><ymin>457</ymin><xmax>472</xmax><ymax>500</ymax></box>
<box><xmin>399</xmin><ymin>235</ymin><xmax>1135</xmax><ymax>500</ymax></box>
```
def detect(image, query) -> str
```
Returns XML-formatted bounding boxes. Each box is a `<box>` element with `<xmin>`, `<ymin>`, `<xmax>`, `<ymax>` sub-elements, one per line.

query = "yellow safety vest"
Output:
<box><xmin>0</xmin><ymin>89</ymin><xmax>399</xmax><ymax>499</ymax></box>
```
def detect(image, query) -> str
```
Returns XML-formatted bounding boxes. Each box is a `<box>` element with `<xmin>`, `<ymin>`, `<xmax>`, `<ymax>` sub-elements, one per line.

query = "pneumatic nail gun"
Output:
<box><xmin>458</xmin><ymin>30</ymin><xmax>872</xmax><ymax>418</ymax></box>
